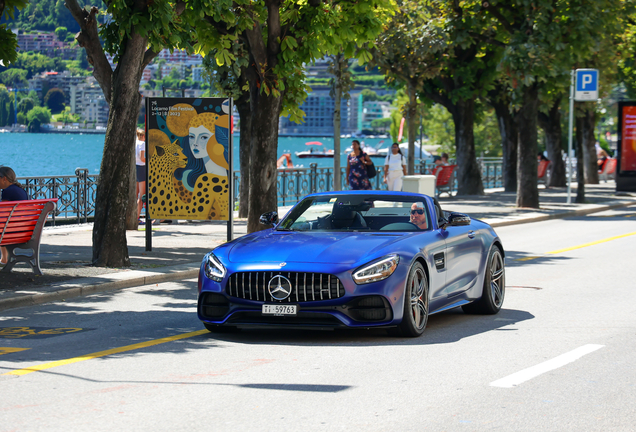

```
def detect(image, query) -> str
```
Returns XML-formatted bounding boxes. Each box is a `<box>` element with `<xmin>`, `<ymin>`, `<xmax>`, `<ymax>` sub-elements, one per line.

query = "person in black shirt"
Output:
<box><xmin>0</xmin><ymin>166</ymin><xmax>29</xmax><ymax>264</ymax></box>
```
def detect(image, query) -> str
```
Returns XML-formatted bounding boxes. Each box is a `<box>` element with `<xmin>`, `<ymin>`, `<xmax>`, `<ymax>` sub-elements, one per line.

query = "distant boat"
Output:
<box><xmin>295</xmin><ymin>149</ymin><xmax>335</xmax><ymax>158</ymax></box>
<box><xmin>296</xmin><ymin>141</ymin><xmax>334</xmax><ymax>158</ymax></box>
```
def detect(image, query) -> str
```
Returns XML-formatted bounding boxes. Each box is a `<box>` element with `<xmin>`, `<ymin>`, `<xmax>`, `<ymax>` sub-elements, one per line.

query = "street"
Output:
<box><xmin>1</xmin><ymin>208</ymin><xmax>635</xmax><ymax>431</ymax></box>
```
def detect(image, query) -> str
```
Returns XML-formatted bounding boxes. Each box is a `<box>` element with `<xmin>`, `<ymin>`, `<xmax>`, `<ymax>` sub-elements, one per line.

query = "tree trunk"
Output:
<box><xmin>580</xmin><ymin>107</ymin><xmax>598</xmax><ymax>184</ymax></box>
<box><xmin>236</xmin><ymin>98</ymin><xmax>251</xmax><ymax>218</ymax></box>
<box><xmin>514</xmin><ymin>84</ymin><xmax>539</xmax><ymax>208</ymax></box>
<box><xmin>247</xmin><ymin>93</ymin><xmax>282</xmax><ymax>233</ymax></box>
<box><xmin>452</xmin><ymin>99</ymin><xmax>484</xmax><ymax>195</ymax></box>
<box><xmin>91</xmin><ymin>36</ymin><xmax>146</xmax><ymax>266</ymax></box>
<box><xmin>406</xmin><ymin>83</ymin><xmax>418</xmax><ymax>175</ymax></box>
<box><xmin>333</xmin><ymin>75</ymin><xmax>342</xmax><ymax>191</ymax></box>
<box><xmin>538</xmin><ymin>100</ymin><xmax>566</xmax><ymax>187</ymax></box>
<box><xmin>125</xmin><ymin>147</ymin><xmax>139</xmax><ymax>230</ymax></box>
<box><xmin>575</xmin><ymin>114</ymin><xmax>586</xmax><ymax>203</ymax></box>
<box><xmin>491</xmin><ymin>98</ymin><xmax>517</xmax><ymax>192</ymax></box>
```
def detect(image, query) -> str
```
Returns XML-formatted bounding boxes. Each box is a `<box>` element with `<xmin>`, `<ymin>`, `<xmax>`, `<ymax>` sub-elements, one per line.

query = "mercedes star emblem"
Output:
<box><xmin>268</xmin><ymin>275</ymin><xmax>293</xmax><ymax>301</ymax></box>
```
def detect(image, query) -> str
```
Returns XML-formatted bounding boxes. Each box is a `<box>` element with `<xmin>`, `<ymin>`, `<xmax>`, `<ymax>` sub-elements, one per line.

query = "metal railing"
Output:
<box><xmin>15</xmin><ymin>158</ymin><xmax>505</xmax><ymax>221</ymax></box>
<box><xmin>18</xmin><ymin>168</ymin><xmax>98</xmax><ymax>226</ymax></box>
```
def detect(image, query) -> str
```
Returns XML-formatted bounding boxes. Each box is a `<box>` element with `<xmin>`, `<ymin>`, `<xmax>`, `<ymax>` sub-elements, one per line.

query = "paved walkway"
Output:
<box><xmin>1</xmin><ymin>183</ymin><xmax>634</xmax><ymax>311</ymax></box>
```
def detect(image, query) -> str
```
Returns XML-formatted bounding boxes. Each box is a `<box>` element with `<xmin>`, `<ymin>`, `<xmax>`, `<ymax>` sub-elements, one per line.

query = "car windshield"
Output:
<box><xmin>277</xmin><ymin>194</ymin><xmax>431</xmax><ymax>232</ymax></box>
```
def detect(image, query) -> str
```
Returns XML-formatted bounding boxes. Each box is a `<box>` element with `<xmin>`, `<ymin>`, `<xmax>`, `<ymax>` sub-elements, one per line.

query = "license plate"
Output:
<box><xmin>262</xmin><ymin>304</ymin><xmax>298</xmax><ymax>316</ymax></box>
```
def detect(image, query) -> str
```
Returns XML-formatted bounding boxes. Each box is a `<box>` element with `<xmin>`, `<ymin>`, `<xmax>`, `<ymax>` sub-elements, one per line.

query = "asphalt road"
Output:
<box><xmin>1</xmin><ymin>208</ymin><xmax>635</xmax><ymax>431</ymax></box>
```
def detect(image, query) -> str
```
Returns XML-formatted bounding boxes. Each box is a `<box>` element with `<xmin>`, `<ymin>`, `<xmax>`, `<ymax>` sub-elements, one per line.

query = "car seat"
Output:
<box><xmin>331</xmin><ymin>204</ymin><xmax>367</xmax><ymax>229</ymax></box>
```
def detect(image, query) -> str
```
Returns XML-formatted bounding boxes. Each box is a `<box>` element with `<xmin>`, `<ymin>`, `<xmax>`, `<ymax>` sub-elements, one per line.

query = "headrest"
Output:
<box><xmin>332</xmin><ymin>204</ymin><xmax>356</xmax><ymax>221</ymax></box>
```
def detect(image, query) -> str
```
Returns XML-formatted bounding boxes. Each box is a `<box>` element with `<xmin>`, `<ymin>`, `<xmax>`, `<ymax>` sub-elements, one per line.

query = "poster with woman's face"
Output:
<box><xmin>146</xmin><ymin>98</ymin><xmax>232</xmax><ymax>221</ymax></box>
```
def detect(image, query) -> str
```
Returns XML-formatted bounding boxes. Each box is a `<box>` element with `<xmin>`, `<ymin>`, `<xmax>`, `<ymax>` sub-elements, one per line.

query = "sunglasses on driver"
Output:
<box><xmin>410</xmin><ymin>209</ymin><xmax>424</xmax><ymax>215</ymax></box>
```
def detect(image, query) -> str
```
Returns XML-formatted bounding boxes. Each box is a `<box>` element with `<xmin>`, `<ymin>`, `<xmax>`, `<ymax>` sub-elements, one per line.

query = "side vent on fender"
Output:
<box><xmin>434</xmin><ymin>252</ymin><xmax>445</xmax><ymax>271</ymax></box>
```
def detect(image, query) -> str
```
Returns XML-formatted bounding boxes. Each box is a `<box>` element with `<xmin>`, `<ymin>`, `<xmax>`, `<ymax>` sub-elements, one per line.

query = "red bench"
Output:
<box><xmin>434</xmin><ymin>165</ymin><xmax>457</xmax><ymax>197</ymax></box>
<box><xmin>0</xmin><ymin>199</ymin><xmax>58</xmax><ymax>275</ymax></box>
<box><xmin>599</xmin><ymin>158</ymin><xmax>617</xmax><ymax>182</ymax></box>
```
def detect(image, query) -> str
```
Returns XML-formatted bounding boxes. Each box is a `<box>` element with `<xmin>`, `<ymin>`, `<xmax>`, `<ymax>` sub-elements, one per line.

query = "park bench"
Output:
<box><xmin>434</xmin><ymin>164</ymin><xmax>457</xmax><ymax>197</ymax></box>
<box><xmin>537</xmin><ymin>159</ymin><xmax>550</xmax><ymax>186</ymax></box>
<box><xmin>0</xmin><ymin>199</ymin><xmax>58</xmax><ymax>275</ymax></box>
<box><xmin>599</xmin><ymin>158</ymin><xmax>617</xmax><ymax>182</ymax></box>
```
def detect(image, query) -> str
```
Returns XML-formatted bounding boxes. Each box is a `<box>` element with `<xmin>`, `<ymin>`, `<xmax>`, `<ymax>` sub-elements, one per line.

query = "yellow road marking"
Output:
<box><xmin>3</xmin><ymin>329</ymin><xmax>208</xmax><ymax>377</ymax></box>
<box><xmin>514</xmin><ymin>231</ymin><xmax>636</xmax><ymax>262</ymax></box>
<box><xmin>0</xmin><ymin>347</ymin><xmax>30</xmax><ymax>356</ymax></box>
<box><xmin>546</xmin><ymin>231</ymin><xmax>636</xmax><ymax>255</ymax></box>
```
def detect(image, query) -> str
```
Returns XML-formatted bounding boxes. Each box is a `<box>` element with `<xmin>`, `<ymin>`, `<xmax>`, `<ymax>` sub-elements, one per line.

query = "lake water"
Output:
<box><xmin>0</xmin><ymin>132</ymin><xmax>396</xmax><ymax>177</ymax></box>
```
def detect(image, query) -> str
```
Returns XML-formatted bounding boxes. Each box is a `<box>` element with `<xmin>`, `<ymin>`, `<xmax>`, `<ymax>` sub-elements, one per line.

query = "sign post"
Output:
<box><xmin>567</xmin><ymin>69</ymin><xmax>599</xmax><ymax>204</ymax></box>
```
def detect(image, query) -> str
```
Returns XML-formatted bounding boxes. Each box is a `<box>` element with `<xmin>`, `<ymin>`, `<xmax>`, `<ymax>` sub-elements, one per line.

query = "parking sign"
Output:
<box><xmin>575</xmin><ymin>69</ymin><xmax>599</xmax><ymax>101</ymax></box>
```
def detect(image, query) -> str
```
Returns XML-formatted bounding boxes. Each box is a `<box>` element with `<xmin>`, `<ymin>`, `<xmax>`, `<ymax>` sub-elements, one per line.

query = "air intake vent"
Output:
<box><xmin>226</xmin><ymin>272</ymin><xmax>345</xmax><ymax>303</ymax></box>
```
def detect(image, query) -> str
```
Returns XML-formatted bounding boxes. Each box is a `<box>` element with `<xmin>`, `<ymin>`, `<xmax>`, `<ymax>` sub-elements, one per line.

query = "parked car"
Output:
<box><xmin>197</xmin><ymin>191</ymin><xmax>505</xmax><ymax>337</ymax></box>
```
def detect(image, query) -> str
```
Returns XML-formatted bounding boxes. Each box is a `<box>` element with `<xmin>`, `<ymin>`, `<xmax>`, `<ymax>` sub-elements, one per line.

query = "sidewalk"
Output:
<box><xmin>1</xmin><ymin>183</ymin><xmax>634</xmax><ymax>311</ymax></box>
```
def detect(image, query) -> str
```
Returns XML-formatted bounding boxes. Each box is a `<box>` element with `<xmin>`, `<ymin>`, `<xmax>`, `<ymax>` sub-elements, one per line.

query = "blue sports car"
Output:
<box><xmin>197</xmin><ymin>191</ymin><xmax>505</xmax><ymax>337</ymax></box>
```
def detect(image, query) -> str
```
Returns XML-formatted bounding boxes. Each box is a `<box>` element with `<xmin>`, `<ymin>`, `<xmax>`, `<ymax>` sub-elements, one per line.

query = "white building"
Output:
<box><xmin>69</xmin><ymin>77</ymin><xmax>109</xmax><ymax>124</ymax></box>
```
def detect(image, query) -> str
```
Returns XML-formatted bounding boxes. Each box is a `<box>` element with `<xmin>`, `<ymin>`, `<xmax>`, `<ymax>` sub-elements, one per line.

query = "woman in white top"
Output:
<box><xmin>383</xmin><ymin>143</ymin><xmax>407</xmax><ymax>191</ymax></box>
<box><xmin>135</xmin><ymin>128</ymin><xmax>147</xmax><ymax>224</ymax></box>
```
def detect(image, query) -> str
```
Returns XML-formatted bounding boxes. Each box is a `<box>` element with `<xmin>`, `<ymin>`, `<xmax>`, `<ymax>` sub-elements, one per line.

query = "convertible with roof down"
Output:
<box><xmin>197</xmin><ymin>191</ymin><xmax>505</xmax><ymax>337</ymax></box>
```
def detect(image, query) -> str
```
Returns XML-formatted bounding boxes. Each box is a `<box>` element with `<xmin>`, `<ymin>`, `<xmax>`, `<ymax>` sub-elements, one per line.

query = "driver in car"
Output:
<box><xmin>410</xmin><ymin>202</ymin><xmax>428</xmax><ymax>230</ymax></box>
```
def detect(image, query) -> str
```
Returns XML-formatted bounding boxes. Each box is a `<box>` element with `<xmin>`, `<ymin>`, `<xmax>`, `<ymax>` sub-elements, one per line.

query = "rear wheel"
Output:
<box><xmin>462</xmin><ymin>246</ymin><xmax>505</xmax><ymax>314</ymax></box>
<box><xmin>394</xmin><ymin>262</ymin><xmax>429</xmax><ymax>337</ymax></box>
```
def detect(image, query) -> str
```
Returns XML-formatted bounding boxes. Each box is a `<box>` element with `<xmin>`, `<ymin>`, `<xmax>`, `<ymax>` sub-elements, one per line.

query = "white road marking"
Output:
<box><xmin>490</xmin><ymin>344</ymin><xmax>604</xmax><ymax>388</ymax></box>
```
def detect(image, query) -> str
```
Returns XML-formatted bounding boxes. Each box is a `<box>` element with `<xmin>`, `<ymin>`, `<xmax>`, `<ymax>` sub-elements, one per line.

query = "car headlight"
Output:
<box><xmin>203</xmin><ymin>252</ymin><xmax>226</xmax><ymax>282</ymax></box>
<box><xmin>352</xmin><ymin>254</ymin><xmax>400</xmax><ymax>284</ymax></box>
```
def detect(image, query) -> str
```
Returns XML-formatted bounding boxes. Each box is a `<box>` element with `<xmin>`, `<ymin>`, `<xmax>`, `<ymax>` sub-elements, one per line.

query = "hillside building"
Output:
<box><xmin>69</xmin><ymin>77</ymin><xmax>109</xmax><ymax>125</ymax></box>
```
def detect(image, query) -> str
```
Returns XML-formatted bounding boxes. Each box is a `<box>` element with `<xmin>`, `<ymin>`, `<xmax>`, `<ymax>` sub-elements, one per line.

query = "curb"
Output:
<box><xmin>0</xmin><ymin>266</ymin><xmax>199</xmax><ymax>312</ymax></box>
<box><xmin>1</xmin><ymin>199</ymin><xmax>634</xmax><ymax>312</ymax></box>
<box><xmin>487</xmin><ymin>200</ymin><xmax>636</xmax><ymax>228</ymax></box>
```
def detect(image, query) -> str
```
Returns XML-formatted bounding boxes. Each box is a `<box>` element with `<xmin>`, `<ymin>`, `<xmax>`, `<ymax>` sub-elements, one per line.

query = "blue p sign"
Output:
<box><xmin>575</xmin><ymin>69</ymin><xmax>599</xmax><ymax>101</ymax></box>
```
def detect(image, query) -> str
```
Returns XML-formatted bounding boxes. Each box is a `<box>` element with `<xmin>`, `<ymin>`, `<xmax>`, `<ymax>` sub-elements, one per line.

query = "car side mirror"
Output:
<box><xmin>448</xmin><ymin>212</ymin><xmax>471</xmax><ymax>226</ymax></box>
<box><xmin>259</xmin><ymin>211</ymin><xmax>279</xmax><ymax>226</ymax></box>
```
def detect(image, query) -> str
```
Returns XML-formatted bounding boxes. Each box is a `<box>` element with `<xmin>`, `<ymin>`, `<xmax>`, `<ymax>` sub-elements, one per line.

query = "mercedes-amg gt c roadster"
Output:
<box><xmin>197</xmin><ymin>191</ymin><xmax>505</xmax><ymax>337</ymax></box>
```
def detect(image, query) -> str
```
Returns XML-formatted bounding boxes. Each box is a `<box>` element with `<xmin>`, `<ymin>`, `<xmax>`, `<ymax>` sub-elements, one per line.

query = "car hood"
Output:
<box><xmin>227</xmin><ymin>231</ymin><xmax>406</xmax><ymax>264</ymax></box>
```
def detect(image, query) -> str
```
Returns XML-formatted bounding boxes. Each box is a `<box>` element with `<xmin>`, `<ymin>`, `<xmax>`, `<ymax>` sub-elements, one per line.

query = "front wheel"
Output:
<box><xmin>462</xmin><ymin>246</ymin><xmax>505</xmax><ymax>314</ymax></box>
<box><xmin>394</xmin><ymin>262</ymin><xmax>429</xmax><ymax>337</ymax></box>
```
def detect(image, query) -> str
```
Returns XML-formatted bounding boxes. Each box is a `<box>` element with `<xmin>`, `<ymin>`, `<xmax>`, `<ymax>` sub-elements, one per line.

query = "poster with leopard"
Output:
<box><xmin>146</xmin><ymin>98</ymin><xmax>232</xmax><ymax>221</ymax></box>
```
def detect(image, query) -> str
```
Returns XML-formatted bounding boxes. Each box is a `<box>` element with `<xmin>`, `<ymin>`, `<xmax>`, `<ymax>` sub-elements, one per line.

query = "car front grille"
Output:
<box><xmin>226</xmin><ymin>271</ymin><xmax>345</xmax><ymax>303</ymax></box>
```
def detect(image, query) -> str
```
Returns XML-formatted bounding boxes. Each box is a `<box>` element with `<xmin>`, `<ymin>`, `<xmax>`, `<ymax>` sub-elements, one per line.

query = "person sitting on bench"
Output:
<box><xmin>0</xmin><ymin>166</ymin><xmax>29</xmax><ymax>264</ymax></box>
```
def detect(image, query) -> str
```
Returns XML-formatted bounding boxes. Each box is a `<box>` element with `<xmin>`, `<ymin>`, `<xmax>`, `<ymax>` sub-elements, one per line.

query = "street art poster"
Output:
<box><xmin>620</xmin><ymin>104</ymin><xmax>636</xmax><ymax>173</ymax></box>
<box><xmin>146</xmin><ymin>97</ymin><xmax>232</xmax><ymax>221</ymax></box>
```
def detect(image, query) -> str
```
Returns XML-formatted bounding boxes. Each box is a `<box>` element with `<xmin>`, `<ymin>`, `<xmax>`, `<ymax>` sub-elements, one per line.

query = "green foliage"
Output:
<box><xmin>1</xmin><ymin>0</ymin><xmax>29</xmax><ymax>65</ymax></box>
<box><xmin>370</xmin><ymin>117</ymin><xmax>392</xmax><ymax>131</ymax></box>
<box><xmin>485</xmin><ymin>0</ymin><xmax>622</xmax><ymax>106</ymax></box>
<box><xmin>372</xmin><ymin>2</ymin><xmax>447</xmax><ymax>93</ymax></box>
<box><xmin>55</xmin><ymin>26</ymin><xmax>68</xmax><ymax>41</ymax></box>
<box><xmin>44</xmin><ymin>87</ymin><xmax>65</xmax><ymax>113</ymax></box>
<box><xmin>17</xmin><ymin>97</ymin><xmax>34</xmax><ymax>113</ymax></box>
<box><xmin>99</xmin><ymin>0</ymin><xmax>211</xmax><ymax>64</ymax></box>
<box><xmin>4</xmin><ymin>52</ymin><xmax>66</xmax><ymax>79</ymax></box>
<box><xmin>0</xmin><ymin>68</ymin><xmax>28</xmax><ymax>87</ymax></box>
<box><xmin>3</xmin><ymin>0</ymin><xmax>104</xmax><ymax>33</ymax></box>
<box><xmin>26</xmin><ymin>105</ymin><xmax>51</xmax><ymax>131</ymax></box>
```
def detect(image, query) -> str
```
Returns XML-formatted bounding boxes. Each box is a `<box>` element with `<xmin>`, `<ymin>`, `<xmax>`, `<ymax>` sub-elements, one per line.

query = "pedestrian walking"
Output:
<box><xmin>346</xmin><ymin>140</ymin><xmax>373</xmax><ymax>190</ymax></box>
<box><xmin>383</xmin><ymin>142</ymin><xmax>407</xmax><ymax>191</ymax></box>
<box><xmin>135</xmin><ymin>128</ymin><xmax>147</xmax><ymax>224</ymax></box>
